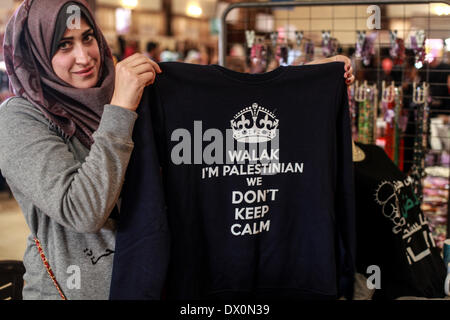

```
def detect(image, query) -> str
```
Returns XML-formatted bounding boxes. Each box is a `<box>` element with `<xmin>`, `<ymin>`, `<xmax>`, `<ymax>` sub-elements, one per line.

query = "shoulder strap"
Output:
<box><xmin>34</xmin><ymin>237</ymin><xmax>67</xmax><ymax>300</ymax></box>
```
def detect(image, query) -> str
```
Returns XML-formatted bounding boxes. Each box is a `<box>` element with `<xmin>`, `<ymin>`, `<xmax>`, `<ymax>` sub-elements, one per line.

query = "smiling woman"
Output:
<box><xmin>0</xmin><ymin>0</ymin><xmax>161</xmax><ymax>300</ymax></box>
<box><xmin>51</xmin><ymin>20</ymin><xmax>101</xmax><ymax>89</ymax></box>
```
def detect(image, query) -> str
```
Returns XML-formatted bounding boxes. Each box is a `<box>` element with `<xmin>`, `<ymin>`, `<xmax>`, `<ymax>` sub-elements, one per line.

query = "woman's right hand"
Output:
<box><xmin>110</xmin><ymin>53</ymin><xmax>162</xmax><ymax>111</ymax></box>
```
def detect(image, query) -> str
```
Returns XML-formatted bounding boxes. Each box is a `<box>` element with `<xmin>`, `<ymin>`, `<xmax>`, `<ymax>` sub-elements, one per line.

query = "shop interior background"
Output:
<box><xmin>0</xmin><ymin>0</ymin><xmax>449</xmax><ymax>276</ymax></box>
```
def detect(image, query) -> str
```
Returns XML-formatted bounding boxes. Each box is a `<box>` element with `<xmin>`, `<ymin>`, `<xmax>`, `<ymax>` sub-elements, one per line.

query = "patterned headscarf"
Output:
<box><xmin>3</xmin><ymin>0</ymin><xmax>115</xmax><ymax>148</ymax></box>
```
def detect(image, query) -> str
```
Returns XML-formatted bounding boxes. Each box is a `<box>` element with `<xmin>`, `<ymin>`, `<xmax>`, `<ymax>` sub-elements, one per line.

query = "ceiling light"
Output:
<box><xmin>187</xmin><ymin>4</ymin><xmax>202</xmax><ymax>18</ymax></box>
<box><xmin>120</xmin><ymin>0</ymin><xmax>138</xmax><ymax>9</ymax></box>
<box><xmin>432</xmin><ymin>4</ymin><xmax>450</xmax><ymax>16</ymax></box>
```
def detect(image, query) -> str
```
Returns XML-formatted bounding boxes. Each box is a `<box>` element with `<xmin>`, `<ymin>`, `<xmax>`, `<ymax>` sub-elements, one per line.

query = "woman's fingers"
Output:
<box><xmin>125</xmin><ymin>63</ymin><xmax>156</xmax><ymax>86</ymax></box>
<box><xmin>344</xmin><ymin>62</ymin><xmax>354</xmax><ymax>85</ymax></box>
<box><xmin>333</xmin><ymin>55</ymin><xmax>354</xmax><ymax>82</ymax></box>
<box><xmin>344</xmin><ymin>66</ymin><xmax>353</xmax><ymax>77</ymax></box>
<box><xmin>334</xmin><ymin>54</ymin><xmax>350</xmax><ymax>64</ymax></box>
<box><xmin>121</xmin><ymin>54</ymin><xmax>160</xmax><ymax>83</ymax></box>
<box><xmin>148</xmin><ymin>59</ymin><xmax>162</xmax><ymax>73</ymax></box>
<box><xmin>121</xmin><ymin>53</ymin><xmax>159</xmax><ymax>71</ymax></box>
<box><xmin>110</xmin><ymin>53</ymin><xmax>159</xmax><ymax>111</ymax></box>
<box><xmin>121</xmin><ymin>52</ymin><xmax>145</xmax><ymax>65</ymax></box>
<box><xmin>125</xmin><ymin>55</ymin><xmax>162</xmax><ymax>76</ymax></box>
<box><xmin>134</xmin><ymin>63</ymin><xmax>158</xmax><ymax>85</ymax></box>
<box><xmin>126</xmin><ymin>55</ymin><xmax>153</xmax><ymax>68</ymax></box>
<box><xmin>132</xmin><ymin>62</ymin><xmax>156</xmax><ymax>75</ymax></box>
<box><xmin>139</xmin><ymin>71</ymin><xmax>156</xmax><ymax>86</ymax></box>
<box><xmin>346</xmin><ymin>74</ymin><xmax>355</xmax><ymax>85</ymax></box>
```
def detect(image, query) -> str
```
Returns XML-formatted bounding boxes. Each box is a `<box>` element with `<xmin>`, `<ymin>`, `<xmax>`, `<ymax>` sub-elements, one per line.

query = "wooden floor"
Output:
<box><xmin>0</xmin><ymin>192</ymin><xmax>28</xmax><ymax>261</ymax></box>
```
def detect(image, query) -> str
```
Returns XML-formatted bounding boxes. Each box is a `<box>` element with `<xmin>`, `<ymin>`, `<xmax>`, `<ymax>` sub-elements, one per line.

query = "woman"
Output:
<box><xmin>0</xmin><ymin>0</ymin><xmax>160</xmax><ymax>299</ymax></box>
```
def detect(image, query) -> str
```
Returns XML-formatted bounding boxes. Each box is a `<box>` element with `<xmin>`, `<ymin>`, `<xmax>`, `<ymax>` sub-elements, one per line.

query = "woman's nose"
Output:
<box><xmin>74</xmin><ymin>44</ymin><xmax>90</xmax><ymax>65</ymax></box>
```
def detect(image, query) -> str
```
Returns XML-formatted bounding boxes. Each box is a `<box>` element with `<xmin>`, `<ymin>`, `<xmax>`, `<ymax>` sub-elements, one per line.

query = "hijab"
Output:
<box><xmin>3</xmin><ymin>0</ymin><xmax>115</xmax><ymax>148</ymax></box>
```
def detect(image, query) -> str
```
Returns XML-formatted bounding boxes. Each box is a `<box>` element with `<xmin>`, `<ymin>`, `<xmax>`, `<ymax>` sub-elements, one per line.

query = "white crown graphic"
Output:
<box><xmin>230</xmin><ymin>103</ymin><xmax>279</xmax><ymax>143</ymax></box>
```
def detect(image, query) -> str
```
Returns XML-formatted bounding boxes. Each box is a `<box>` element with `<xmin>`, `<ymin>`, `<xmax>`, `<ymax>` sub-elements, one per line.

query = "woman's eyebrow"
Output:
<box><xmin>59</xmin><ymin>28</ymin><xmax>93</xmax><ymax>42</ymax></box>
<box><xmin>82</xmin><ymin>28</ymin><xmax>94</xmax><ymax>36</ymax></box>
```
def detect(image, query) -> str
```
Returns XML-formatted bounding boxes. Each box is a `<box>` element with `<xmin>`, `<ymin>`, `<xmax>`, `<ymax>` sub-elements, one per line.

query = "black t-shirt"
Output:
<box><xmin>111</xmin><ymin>61</ymin><xmax>356</xmax><ymax>300</ymax></box>
<box><xmin>354</xmin><ymin>142</ymin><xmax>446</xmax><ymax>299</ymax></box>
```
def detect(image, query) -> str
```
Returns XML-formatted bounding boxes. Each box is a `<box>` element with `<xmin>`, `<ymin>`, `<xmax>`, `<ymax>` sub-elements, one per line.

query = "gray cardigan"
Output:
<box><xmin>0</xmin><ymin>97</ymin><xmax>137</xmax><ymax>299</ymax></box>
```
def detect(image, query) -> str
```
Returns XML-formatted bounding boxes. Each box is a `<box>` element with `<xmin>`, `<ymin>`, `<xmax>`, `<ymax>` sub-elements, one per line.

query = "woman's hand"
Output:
<box><xmin>332</xmin><ymin>55</ymin><xmax>355</xmax><ymax>86</ymax></box>
<box><xmin>305</xmin><ymin>54</ymin><xmax>355</xmax><ymax>86</ymax></box>
<box><xmin>110</xmin><ymin>53</ymin><xmax>162</xmax><ymax>111</ymax></box>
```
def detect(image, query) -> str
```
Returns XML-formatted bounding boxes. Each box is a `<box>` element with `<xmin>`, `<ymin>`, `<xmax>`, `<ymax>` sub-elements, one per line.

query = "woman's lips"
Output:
<box><xmin>73</xmin><ymin>66</ymin><xmax>94</xmax><ymax>77</ymax></box>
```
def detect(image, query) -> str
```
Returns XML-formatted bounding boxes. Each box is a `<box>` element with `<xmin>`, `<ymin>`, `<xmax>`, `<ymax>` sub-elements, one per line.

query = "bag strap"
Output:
<box><xmin>34</xmin><ymin>237</ymin><xmax>67</xmax><ymax>300</ymax></box>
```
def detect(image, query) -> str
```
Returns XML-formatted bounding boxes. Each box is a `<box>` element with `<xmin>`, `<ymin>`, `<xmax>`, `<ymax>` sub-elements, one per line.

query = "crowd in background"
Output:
<box><xmin>112</xmin><ymin>36</ymin><xmax>219</xmax><ymax>66</ymax></box>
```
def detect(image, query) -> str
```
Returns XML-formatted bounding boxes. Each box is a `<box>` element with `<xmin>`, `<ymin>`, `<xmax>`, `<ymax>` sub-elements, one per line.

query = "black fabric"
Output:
<box><xmin>354</xmin><ymin>142</ymin><xmax>447</xmax><ymax>299</ymax></box>
<box><xmin>110</xmin><ymin>85</ymin><xmax>171</xmax><ymax>299</ymax></box>
<box><xmin>0</xmin><ymin>260</ymin><xmax>25</xmax><ymax>300</ymax></box>
<box><xmin>111</xmin><ymin>61</ymin><xmax>356</xmax><ymax>300</ymax></box>
<box><xmin>425</xmin><ymin>62</ymin><xmax>450</xmax><ymax>115</ymax></box>
<box><xmin>0</xmin><ymin>171</ymin><xmax>6</xmax><ymax>191</ymax></box>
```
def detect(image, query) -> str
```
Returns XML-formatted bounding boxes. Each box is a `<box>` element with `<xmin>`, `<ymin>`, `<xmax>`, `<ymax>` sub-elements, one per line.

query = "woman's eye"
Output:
<box><xmin>83</xmin><ymin>34</ymin><xmax>95</xmax><ymax>43</ymax></box>
<box><xmin>58</xmin><ymin>41</ymin><xmax>71</xmax><ymax>50</ymax></box>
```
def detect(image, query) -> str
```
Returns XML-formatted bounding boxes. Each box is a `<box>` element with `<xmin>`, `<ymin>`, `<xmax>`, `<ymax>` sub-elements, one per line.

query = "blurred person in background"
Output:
<box><xmin>426</xmin><ymin>52</ymin><xmax>450</xmax><ymax>156</ymax></box>
<box><xmin>174</xmin><ymin>40</ymin><xmax>186</xmax><ymax>61</ymax></box>
<box><xmin>123</xmin><ymin>39</ymin><xmax>139</xmax><ymax>59</ymax></box>
<box><xmin>117</xmin><ymin>35</ymin><xmax>126</xmax><ymax>61</ymax></box>
<box><xmin>198</xmin><ymin>45</ymin><xmax>210</xmax><ymax>65</ymax></box>
<box><xmin>145</xmin><ymin>41</ymin><xmax>160</xmax><ymax>62</ymax></box>
<box><xmin>428</xmin><ymin>52</ymin><xmax>450</xmax><ymax>116</ymax></box>
<box><xmin>225</xmin><ymin>56</ymin><xmax>248</xmax><ymax>73</ymax></box>
<box><xmin>184</xmin><ymin>49</ymin><xmax>201</xmax><ymax>64</ymax></box>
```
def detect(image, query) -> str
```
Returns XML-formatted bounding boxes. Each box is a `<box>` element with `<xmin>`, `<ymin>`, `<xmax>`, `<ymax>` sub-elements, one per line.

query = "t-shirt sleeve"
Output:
<box><xmin>334</xmin><ymin>80</ymin><xmax>356</xmax><ymax>299</ymax></box>
<box><xmin>110</xmin><ymin>85</ymin><xmax>170</xmax><ymax>299</ymax></box>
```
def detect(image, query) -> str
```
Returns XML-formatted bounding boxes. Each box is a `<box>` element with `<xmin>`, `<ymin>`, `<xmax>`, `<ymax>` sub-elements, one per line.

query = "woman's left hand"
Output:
<box><xmin>332</xmin><ymin>55</ymin><xmax>355</xmax><ymax>86</ymax></box>
<box><xmin>305</xmin><ymin>55</ymin><xmax>355</xmax><ymax>85</ymax></box>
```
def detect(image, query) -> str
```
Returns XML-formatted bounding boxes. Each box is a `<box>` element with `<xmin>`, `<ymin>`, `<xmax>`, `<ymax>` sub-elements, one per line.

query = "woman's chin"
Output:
<box><xmin>72</xmin><ymin>76</ymin><xmax>99</xmax><ymax>89</ymax></box>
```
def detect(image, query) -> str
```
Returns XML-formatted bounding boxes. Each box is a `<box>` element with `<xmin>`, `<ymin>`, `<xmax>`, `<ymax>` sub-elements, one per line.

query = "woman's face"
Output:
<box><xmin>51</xmin><ymin>18</ymin><xmax>100</xmax><ymax>89</ymax></box>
